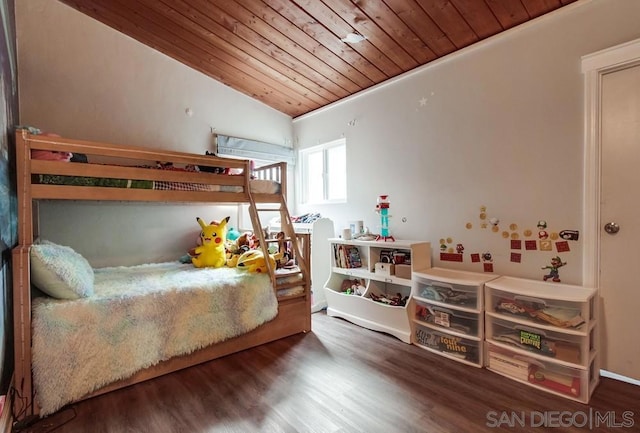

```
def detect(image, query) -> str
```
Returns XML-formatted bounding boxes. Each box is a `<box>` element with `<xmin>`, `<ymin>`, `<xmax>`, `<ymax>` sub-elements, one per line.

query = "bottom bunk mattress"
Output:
<box><xmin>31</xmin><ymin>262</ymin><xmax>279</xmax><ymax>416</ymax></box>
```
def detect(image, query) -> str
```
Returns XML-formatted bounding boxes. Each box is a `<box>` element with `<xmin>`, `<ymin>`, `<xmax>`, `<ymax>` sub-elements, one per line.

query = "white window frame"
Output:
<box><xmin>299</xmin><ymin>138</ymin><xmax>347</xmax><ymax>205</ymax></box>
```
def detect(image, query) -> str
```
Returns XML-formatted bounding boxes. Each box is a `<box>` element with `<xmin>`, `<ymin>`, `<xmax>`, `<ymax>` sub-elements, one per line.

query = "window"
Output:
<box><xmin>299</xmin><ymin>138</ymin><xmax>346</xmax><ymax>204</ymax></box>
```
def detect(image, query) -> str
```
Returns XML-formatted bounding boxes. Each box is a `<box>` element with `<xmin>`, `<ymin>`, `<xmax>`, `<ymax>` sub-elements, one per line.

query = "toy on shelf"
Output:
<box><xmin>374</xmin><ymin>194</ymin><xmax>395</xmax><ymax>242</ymax></box>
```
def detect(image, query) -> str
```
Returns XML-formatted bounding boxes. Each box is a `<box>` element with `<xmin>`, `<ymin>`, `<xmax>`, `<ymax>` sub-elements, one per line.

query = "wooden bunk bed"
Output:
<box><xmin>11</xmin><ymin>129</ymin><xmax>311</xmax><ymax>420</ymax></box>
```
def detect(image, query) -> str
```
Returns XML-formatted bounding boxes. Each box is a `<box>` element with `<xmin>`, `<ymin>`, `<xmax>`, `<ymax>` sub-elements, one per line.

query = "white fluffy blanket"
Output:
<box><xmin>32</xmin><ymin>262</ymin><xmax>278</xmax><ymax>416</ymax></box>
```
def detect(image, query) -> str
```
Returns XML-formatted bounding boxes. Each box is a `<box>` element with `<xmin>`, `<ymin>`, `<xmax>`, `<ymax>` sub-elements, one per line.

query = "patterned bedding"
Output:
<box><xmin>35</xmin><ymin>174</ymin><xmax>281</xmax><ymax>194</ymax></box>
<box><xmin>31</xmin><ymin>262</ymin><xmax>280</xmax><ymax>415</ymax></box>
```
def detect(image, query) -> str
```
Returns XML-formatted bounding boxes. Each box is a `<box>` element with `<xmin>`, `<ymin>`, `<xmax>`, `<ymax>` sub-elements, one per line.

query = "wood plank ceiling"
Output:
<box><xmin>59</xmin><ymin>0</ymin><xmax>578</xmax><ymax>118</ymax></box>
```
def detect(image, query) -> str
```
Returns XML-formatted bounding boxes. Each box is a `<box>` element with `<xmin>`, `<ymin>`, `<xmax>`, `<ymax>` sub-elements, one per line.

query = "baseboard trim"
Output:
<box><xmin>601</xmin><ymin>370</ymin><xmax>640</xmax><ymax>386</ymax></box>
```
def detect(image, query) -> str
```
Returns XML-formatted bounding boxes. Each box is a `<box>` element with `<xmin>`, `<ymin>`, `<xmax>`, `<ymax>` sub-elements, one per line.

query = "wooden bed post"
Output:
<box><xmin>13</xmin><ymin>130</ymin><xmax>36</xmax><ymax>419</ymax></box>
<box><xmin>15</xmin><ymin>130</ymin><xmax>34</xmax><ymax>245</ymax></box>
<box><xmin>12</xmin><ymin>247</ymin><xmax>34</xmax><ymax>420</ymax></box>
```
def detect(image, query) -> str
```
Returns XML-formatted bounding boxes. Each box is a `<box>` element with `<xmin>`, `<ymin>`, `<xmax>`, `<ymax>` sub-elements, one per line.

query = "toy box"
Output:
<box><xmin>395</xmin><ymin>264</ymin><xmax>411</xmax><ymax>279</ymax></box>
<box><xmin>374</xmin><ymin>262</ymin><xmax>394</xmax><ymax>276</ymax></box>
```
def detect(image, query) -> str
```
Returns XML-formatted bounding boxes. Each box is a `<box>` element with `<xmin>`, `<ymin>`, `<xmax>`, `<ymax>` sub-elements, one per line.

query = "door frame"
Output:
<box><xmin>581</xmin><ymin>38</ymin><xmax>640</xmax><ymax>288</ymax></box>
<box><xmin>582</xmin><ymin>39</ymin><xmax>640</xmax><ymax>384</ymax></box>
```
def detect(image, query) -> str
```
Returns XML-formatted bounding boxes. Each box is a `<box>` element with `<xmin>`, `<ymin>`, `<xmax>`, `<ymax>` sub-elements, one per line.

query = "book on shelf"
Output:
<box><xmin>333</xmin><ymin>244</ymin><xmax>362</xmax><ymax>269</ymax></box>
<box><xmin>346</xmin><ymin>246</ymin><xmax>362</xmax><ymax>268</ymax></box>
<box><xmin>333</xmin><ymin>244</ymin><xmax>346</xmax><ymax>268</ymax></box>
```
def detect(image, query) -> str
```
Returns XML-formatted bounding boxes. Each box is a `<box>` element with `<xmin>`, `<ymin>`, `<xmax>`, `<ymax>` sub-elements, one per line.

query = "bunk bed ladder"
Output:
<box><xmin>247</xmin><ymin>194</ymin><xmax>311</xmax><ymax>300</ymax></box>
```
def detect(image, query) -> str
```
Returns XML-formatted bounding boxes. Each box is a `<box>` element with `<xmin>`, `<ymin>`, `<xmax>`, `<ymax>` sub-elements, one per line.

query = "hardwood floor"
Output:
<box><xmin>18</xmin><ymin>312</ymin><xmax>639</xmax><ymax>433</ymax></box>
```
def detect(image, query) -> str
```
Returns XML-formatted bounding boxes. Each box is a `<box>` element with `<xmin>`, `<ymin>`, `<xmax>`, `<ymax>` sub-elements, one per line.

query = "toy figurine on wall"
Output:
<box><xmin>375</xmin><ymin>194</ymin><xmax>395</xmax><ymax>241</ymax></box>
<box><xmin>542</xmin><ymin>256</ymin><xmax>566</xmax><ymax>282</ymax></box>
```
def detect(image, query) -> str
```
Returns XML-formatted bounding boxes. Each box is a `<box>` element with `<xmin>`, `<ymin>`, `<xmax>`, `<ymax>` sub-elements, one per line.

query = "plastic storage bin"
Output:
<box><xmin>414</xmin><ymin>299</ymin><xmax>480</xmax><ymax>337</ymax></box>
<box><xmin>487</xmin><ymin>344</ymin><xmax>586</xmax><ymax>400</ymax></box>
<box><xmin>488</xmin><ymin>288</ymin><xmax>586</xmax><ymax>331</ymax></box>
<box><xmin>487</xmin><ymin>316</ymin><xmax>583</xmax><ymax>365</ymax></box>
<box><xmin>413</xmin><ymin>267</ymin><xmax>498</xmax><ymax>310</ymax></box>
<box><xmin>414</xmin><ymin>323</ymin><xmax>480</xmax><ymax>364</ymax></box>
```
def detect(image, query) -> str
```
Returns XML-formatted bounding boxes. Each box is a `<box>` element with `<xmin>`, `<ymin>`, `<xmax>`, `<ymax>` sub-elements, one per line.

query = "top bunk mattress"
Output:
<box><xmin>34</xmin><ymin>173</ymin><xmax>281</xmax><ymax>194</ymax></box>
<box><xmin>21</xmin><ymin>129</ymin><xmax>285</xmax><ymax>198</ymax></box>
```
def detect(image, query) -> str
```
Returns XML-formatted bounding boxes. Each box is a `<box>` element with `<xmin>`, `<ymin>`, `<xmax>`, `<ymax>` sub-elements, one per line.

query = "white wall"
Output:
<box><xmin>16</xmin><ymin>0</ymin><xmax>293</xmax><ymax>267</ymax></box>
<box><xmin>293</xmin><ymin>0</ymin><xmax>640</xmax><ymax>284</ymax></box>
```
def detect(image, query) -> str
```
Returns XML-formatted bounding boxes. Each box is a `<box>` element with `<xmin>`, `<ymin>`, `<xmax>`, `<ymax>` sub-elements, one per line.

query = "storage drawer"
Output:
<box><xmin>414</xmin><ymin>323</ymin><xmax>480</xmax><ymax>364</ymax></box>
<box><xmin>414</xmin><ymin>299</ymin><xmax>480</xmax><ymax>337</ymax></box>
<box><xmin>413</xmin><ymin>275</ymin><xmax>480</xmax><ymax>309</ymax></box>
<box><xmin>487</xmin><ymin>344</ymin><xmax>585</xmax><ymax>399</ymax></box>
<box><xmin>487</xmin><ymin>317</ymin><xmax>582</xmax><ymax>364</ymax></box>
<box><xmin>487</xmin><ymin>288</ymin><xmax>586</xmax><ymax>330</ymax></box>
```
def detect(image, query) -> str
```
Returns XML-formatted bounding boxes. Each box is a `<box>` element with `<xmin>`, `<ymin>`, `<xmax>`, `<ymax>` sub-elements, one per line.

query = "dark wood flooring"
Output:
<box><xmin>17</xmin><ymin>312</ymin><xmax>640</xmax><ymax>433</ymax></box>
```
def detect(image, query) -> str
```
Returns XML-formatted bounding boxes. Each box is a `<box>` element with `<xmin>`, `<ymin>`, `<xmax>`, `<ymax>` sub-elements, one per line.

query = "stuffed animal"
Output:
<box><xmin>227</xmin><ymin>227</ymin><xmax>241</xmax><ymax>241</ymax></box>
<box><xmin>236</xmin><ymin>232</ymin><xmax>259</xmax><ymax>250</ymax></box>
<box><xmin>191</xmin><ymin>216</ymin><xmax>230</xmax><ymax>268</ymax></box>
<box><xmin>236</xmin><ymin>249</ymin><xmax>283</xmax><ymax>273</ymax></box>
<box><xmin>222</xmin><ymin>231</ymin><xmax>252</xmax><ymax>268</ymax></box>
<box><xmin>225</xmin><ymin>252</ymin><xmax>241</xmax><ymax>268</ymax></box>
<box><xmin>31</xmin><ymin>149</ymin><xmax>73</xmax><ymax>162</ymax></box>
<box><xmin>275</xmin><ymin>231</ymin><xmax>295</xmax><ymax>268</ymax></box>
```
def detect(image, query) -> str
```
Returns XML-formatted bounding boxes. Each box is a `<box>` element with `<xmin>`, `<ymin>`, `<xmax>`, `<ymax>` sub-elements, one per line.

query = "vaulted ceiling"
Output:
<box><xmin>59</xmin><ymin>0</ymin><xmax>577</xmax><ymax>118</ymax></box>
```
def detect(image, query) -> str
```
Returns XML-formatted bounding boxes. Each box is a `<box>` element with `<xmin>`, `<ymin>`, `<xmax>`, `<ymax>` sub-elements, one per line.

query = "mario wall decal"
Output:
<box><xmin>456</xmin><ymin>205</ymin><xmax>581</xmax><ymax>276</ymax></box>
<box><xmin>542</xmin><ymin>256</ymin><xmax>567</xmax><ymax>282</ymax></box>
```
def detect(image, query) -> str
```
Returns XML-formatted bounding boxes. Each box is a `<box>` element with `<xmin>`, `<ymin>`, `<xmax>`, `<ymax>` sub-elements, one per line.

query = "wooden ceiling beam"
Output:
<box><xmin>451</xmin><ymin>0</ymin><xmax>505</xmax><ymax>38</ymax></box>
<box><xmin>62</xmin><ymin>0</ymin><xmax>316</xmax><ymax>116</ymax></box>
<box><xmin>322</xmin><ymin>0</ymin><xmax>419</xmax><ymax>71</ymax></box>
<box><xmin>116</xmin><ymin>0</ymin><xmax>320</xmax><ymax>111</ymax></box>
<box><xmin>414</xmin><ymin>0</ymin><xmax>479</xmax><ymax>50</ymax></box>
<box><xmin>266</xmin><ymin>0</ymin><xmax>389</xmax><ymax>83</ymax></box>
<box><xmin>215</xmin><ymin>0</ymin><xmax>360</xmax><ymax>95</ymax></box>
<box><xmin>152</xmin><ymin>0</ymin><xmax>339</xmax><ymax>105</ymax></box>
<box><xmin>484</xmin><ymin>0</ymin><xmax>531</xmax><ymax>30</ymax></box>
<box><xmin>292</xmin><ymin>0</ymin><xmax>403</xmax><ymax>77</ymax></box>
<box><xmin>348</xmin><ymin>0</ymin><xmax>437</xmax><ymax>65</ymax></box>
<box><xmin>56</xmin><ymin>0</ymin><xmax>578</xmax><ymax>117</ymax></box>
<box><xmin>384</xmin><ymin>0</ymin><xmax>458</xmax><ymax>58</ymax></box>
<box><xmin>241</xmin><ymin>0</ymin><xmax>375</xmax><ymax>89</ymax></box>
<box><xmin>521</xmin><ymin>0</ymin><xmax>564</xmax><ymax>19</ymax></box>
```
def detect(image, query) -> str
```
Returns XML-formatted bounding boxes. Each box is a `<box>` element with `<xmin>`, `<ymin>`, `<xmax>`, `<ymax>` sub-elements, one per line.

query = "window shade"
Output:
<box><xmin>215</xmin><ymin>134</ymin><xmax>295</xmax><ymax>165</ymax></box>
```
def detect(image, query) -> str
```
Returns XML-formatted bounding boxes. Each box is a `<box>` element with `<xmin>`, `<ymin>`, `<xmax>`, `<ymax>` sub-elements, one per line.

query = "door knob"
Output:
<box><xmin>604</xmin><ymin>222</ymin><xmax>620</xmax><ymax>234</ymax></box>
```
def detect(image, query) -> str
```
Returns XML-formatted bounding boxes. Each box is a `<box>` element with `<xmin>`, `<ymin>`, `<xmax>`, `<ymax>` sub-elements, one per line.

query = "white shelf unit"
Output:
<box><xmin>411</xmin><ymin>267</ymin><xmax>499</xmax><ymax>368</ymax></box>
<box><xmin>484</xmin><ymin>276</ymin><xmax>599</xmax><ymax>403</ymax></box>
<box><xmin>323</xmin><ymin>238</ymin><xmax>431</xmax><ymax>343</ymax></box>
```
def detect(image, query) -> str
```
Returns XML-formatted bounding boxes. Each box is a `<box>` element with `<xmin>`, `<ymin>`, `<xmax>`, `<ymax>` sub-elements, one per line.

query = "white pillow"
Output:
<box><xmin>30</xmin><ymin>241</ymin><xmax>94</xmax><ymax>299</ymax></box>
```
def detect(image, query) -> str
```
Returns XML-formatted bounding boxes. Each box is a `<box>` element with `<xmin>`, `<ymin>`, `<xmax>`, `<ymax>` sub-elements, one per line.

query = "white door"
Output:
<box><xmin>600</xmin><ymin>63</ymin><xmax>640</xmax><ymax>380</ymax></box>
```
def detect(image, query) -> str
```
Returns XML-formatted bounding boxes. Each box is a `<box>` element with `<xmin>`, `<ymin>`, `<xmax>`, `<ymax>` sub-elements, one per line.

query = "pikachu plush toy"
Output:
<box><xmin>191</xmin><ymin>216</ymin><xmax>230</xmax><ymax>268</ymax></box>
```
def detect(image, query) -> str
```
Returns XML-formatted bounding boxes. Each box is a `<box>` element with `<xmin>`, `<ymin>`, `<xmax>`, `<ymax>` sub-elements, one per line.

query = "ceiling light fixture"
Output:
<box><xmin>341</xmin><ymin>33</ymin><xmax>367</xmax><ymax>43</ymax></box>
